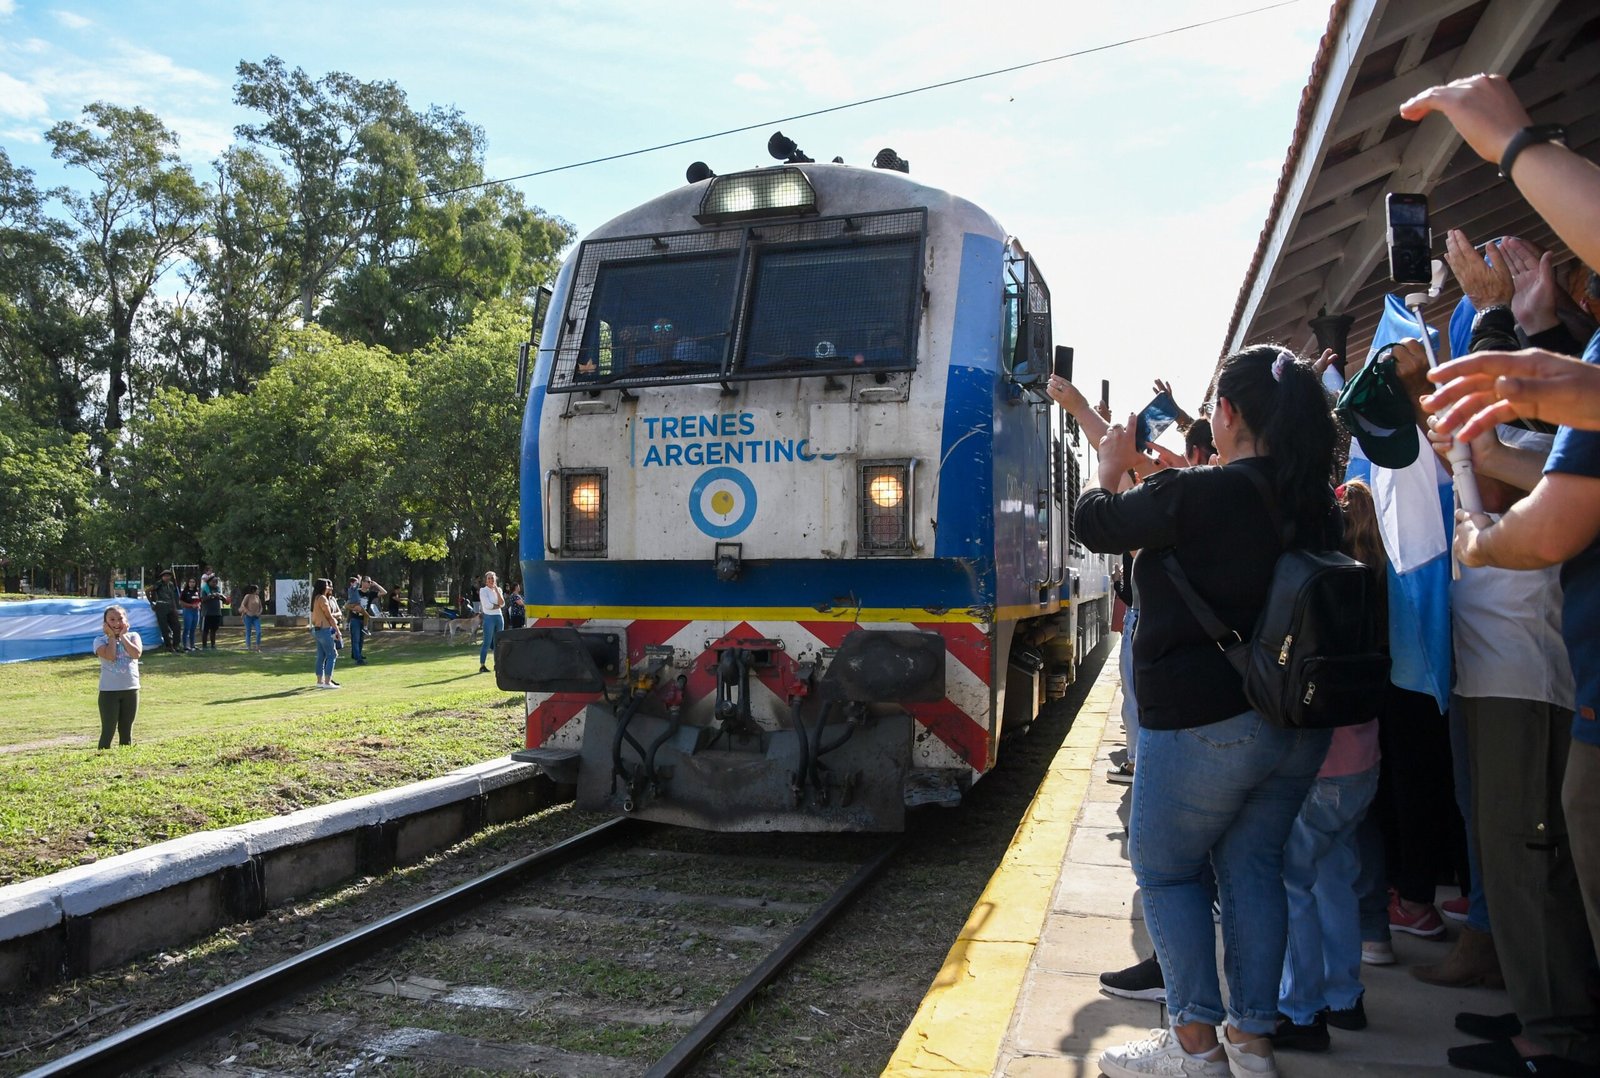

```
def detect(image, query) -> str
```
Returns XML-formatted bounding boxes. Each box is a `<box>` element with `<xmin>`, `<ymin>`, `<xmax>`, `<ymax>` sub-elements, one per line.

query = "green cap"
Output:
<box><xmin>1335</xmin><ymin>352</ymin><xmax>1419</xmax><ymax>468</ymax></box>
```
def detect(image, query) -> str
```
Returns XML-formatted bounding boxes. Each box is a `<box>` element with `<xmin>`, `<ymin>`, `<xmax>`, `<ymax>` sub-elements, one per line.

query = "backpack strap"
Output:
<box><xmin>1160</xmin><ymin>553</ymin><xmax>1248</xmax><ymax>676</ymax></box>
<box><xmin>1157</xmin><ymin>463</ymin><xmax>1284</xmax><ymax>676</ymax></box>
<box><xmin>1234</xmin><ymin>462</ymin><xmax>1293</xmax><ymax>548</ymax></box>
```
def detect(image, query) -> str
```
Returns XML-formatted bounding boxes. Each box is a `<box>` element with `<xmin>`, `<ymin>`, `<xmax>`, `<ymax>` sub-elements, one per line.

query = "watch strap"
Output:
<box><xmin>1499</xmin><ymin>124</ymin><xmax>1567</xmax><ymax>183</ymax></box>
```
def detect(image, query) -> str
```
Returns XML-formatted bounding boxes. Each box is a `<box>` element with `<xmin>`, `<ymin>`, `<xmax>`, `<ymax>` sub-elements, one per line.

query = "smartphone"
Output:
<box><xmin>1099</xmin><ymin>379</ymin><xmax>1110</xmax><ymax>412</ymax></box>
<box><xmin>1053</xmin><ymin>345</ymin><xmax>1074</xmax><ymax>381</ymax></box>
<box><xmin>1135</xmin><ymin>390</ymin><xmax>1182</xmax><ymax>451</ymax></box>
<box><xmin>1386</xmin><ymin>192</ymin><xmax>1431</xmax><ymax>285</ymax></box>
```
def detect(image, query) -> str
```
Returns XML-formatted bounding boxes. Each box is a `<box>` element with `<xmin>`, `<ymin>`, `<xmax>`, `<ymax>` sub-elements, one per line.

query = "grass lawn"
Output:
<box><xmin>0</xmin><ymin>625</ymin><xmax>529</xmax><ymax>885</ymax></box>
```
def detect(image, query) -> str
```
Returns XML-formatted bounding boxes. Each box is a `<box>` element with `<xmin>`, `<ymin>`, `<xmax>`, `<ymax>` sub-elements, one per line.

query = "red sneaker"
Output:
<box><xmin>1441</xmin><ymin>895</ymin><xmax>1470</xmax><ymax>923</ymax></box>
<box><xmin>1389</xmin><ymin>893</ymin><xmax>1447</xmax><ymax>938</ymax></box>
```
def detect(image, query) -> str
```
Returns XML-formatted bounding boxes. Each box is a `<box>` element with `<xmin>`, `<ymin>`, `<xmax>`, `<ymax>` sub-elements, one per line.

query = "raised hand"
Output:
<box><xmin>1398</xmin><ymin>73</ymin><xmax>1531</xmax><ymax>165</ymax></box>
<box><xmin>1443</xmin><ymin>229</ymin><xmax>1512</xmax><ymax>308</ymax></box>
<box><xmin>1499</xmin><ymin>235</ymin><xmax>1559</xmax><ymax>334</ymax></box>
<box><xmin>1424</xmin><ymin>347</ymin><xmax>1600</xmax><ymax>439</ymax></box>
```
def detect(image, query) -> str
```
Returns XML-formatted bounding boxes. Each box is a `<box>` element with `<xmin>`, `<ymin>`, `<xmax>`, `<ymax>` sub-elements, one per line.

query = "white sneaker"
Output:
<box><xmin>1099</xmin><ymin>1028</ymin><xmax>1230</xmax><ymax>1077</ymax></box>
<box><xmin>1361</xmin><ymin>939</ymin><xmax>1395</xmax><ymax>965</ymax></box>
<box><xmin>1221</xmin><ymin>1034</ymin><xmax>1279</xmax><ymax>1077</ymax></box>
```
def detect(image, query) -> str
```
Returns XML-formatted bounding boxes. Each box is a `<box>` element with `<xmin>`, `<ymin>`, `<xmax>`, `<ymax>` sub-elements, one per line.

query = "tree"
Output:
<box><xmin>199</xmin><ymin>326</ymin><xmax>411</xmax><ymax>580</ymax></box>
<box><xmin>188</xmin><ymin>146</ymin><xmax>300</xmax><ymax>393</ymax></box>
<box><xmin>46</xmin><ymin>103</ymin><xmax>207</xmax><ymax>435</ymax></box>
<box><xmin>0</xmin><ymin>399</ymin><xmax>95</xmax><ymax>573</ymax></box>
<box><xmin>0</xmin><ymin>148</ymin><xmax>102</xmax><ymax>432</ymax></box>
<box><xmin>234</xmin><ymin>56</ymin><xmax>573</xmax><ymax>352</ymax></box>
<box><xmin>404</xmin><ymin>300</ymin><xmax>527</xmax><ymax>592</ymax></box>
<box><xmin>233</xmin><ymin>57</ymin><xmax>427</xmax><ymax>326</ymax></box>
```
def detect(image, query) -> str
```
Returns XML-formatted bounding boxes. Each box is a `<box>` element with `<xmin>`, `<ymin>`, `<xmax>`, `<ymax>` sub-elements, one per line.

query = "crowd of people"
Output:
<box><xmin>1054</xmin><ymin>73</ymin><xmax>1600</xmax><ymax>1078</ymax></box>
<box><xmin>97</xmin><ymin>567</ymin><xmax>513</xmax><ymax>731</ymax></box>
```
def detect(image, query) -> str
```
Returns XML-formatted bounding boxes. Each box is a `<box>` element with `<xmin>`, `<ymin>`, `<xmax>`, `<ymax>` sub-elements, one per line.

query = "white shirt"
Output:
<box><xmin>1451</xmin><ymin>552</ymin><xmax>1574</xmax><ymax>709</ymax></box>
<box><xmin>479</xmin><ymin>585</ymin><xmax>503</xmax><ymax>616</ymax></box>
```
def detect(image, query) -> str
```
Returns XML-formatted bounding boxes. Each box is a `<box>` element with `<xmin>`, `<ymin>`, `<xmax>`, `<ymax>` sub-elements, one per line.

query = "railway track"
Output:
<box><xmin>23</xmin><ymin>818</ymin><xmax>901</xmax><ymax>1077</ymax></box>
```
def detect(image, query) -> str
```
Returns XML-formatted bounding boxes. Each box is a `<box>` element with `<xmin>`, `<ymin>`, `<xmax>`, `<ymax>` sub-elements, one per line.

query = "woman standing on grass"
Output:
<box><xmin>477</xmin><ymin>571</ymin><xmax>504</xmax><ymax>674</ymax></box>
<box><xmin>179</xmin><ymin>576</ymin><xmax>201</xmax><ymax>652</ymax></box>
<box><xmin>93</xmin><ymin>604</ymin><xmax>142</xmax><ymax>749</ymax></box>
<box><xmin>238</xmin><ymin>584</ymin><xmax>264</xmax><ymax>652</ymax></box>
<box><xmin>308</xmin><ymin>578</ymin><xmax>342</xmax><ymax>689</ymax></box>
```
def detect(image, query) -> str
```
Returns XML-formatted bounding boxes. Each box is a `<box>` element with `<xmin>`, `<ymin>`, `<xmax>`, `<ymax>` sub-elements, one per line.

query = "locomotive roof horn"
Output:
<box><xmin>767</xmin><ymin>131</ymin><xmax>813</xmax><ymax>163</ymax></box>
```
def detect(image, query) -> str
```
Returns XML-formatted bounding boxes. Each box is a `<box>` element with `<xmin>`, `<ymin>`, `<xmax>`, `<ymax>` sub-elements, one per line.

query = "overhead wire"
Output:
<box><xmin>438</xmin><ymin>0</ymin><xmax>1310</xmax><ymax>200</ymax></box>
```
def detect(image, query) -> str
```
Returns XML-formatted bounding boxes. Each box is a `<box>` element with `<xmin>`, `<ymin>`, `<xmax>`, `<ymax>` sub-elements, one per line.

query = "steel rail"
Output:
<box><xmin>645</xmin><ymin>837</ymin><xmax>904</xmax><ymax>1078</ymax></box>
<box><xmin>23</xmin><ymin>816</ymin><xmax>642</xmax><ymax>1078</ymax></box>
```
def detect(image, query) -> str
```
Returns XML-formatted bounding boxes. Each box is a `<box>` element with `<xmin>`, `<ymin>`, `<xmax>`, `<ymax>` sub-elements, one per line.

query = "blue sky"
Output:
<box><xmin>0</xmin><ymin>0</ymin><xmax>1330</xmax><ymax>424</ymax></box>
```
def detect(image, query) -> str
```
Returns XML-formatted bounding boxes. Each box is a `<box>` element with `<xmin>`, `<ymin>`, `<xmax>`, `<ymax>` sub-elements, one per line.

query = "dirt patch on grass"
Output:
<box><xmin>216</xmin><ymin>744</ymin><xmax>297</xmax><ymax>765</ymax></box>
<box><xmin>0</xmin><ymin>735</ymin><xmax>89</xmax><ymax>755</ymax></box>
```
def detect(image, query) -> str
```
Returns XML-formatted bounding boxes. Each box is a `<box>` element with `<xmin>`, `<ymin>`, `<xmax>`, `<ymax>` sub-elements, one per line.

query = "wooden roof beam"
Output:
<box><xmin>1310</xmin><ymin>0</ymin><xmax>1564</xmax><ymax>319</ymax></box>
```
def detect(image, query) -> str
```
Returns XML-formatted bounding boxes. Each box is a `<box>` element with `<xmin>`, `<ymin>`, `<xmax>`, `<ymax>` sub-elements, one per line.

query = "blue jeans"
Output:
<box><xmin>181</xmin><ymin>607</ymin><xmax>198</xmax><ymax>649</ymax></box>
<box><xmin>480</xmin><ymin>612</ymin><xmax>502</xmax><ymax>666</ymax></box>
<box><xmin>1119</xmin><ymin>607</ymin><xmax>1140</xmax><ymax>762</ymax></box>
<box><xmin>349</xmin><ymin>613</ymin><xmax>365</xmax><ymax>663</ymax></box>
<box><xmin>1449</xmin><ymin>696</ymin><xmax>1491</xmax><ymax>932</ymax></box>
<box><xmin>1279</xmin><ymin>764</ymin><xmax>1380</xmax><ymax>1023</ymax></box>
<box><xmin>242</xmin><ymin>615</ymin><xmax>261</xmax><ymax>649</ymax></box>
<box><xmin>312</xmin><ymin>627</ymin><xmax>337</xmax><ymax>682</ymax></box>
<box><xmin>1355</xmin><ymin>812</ymin><xmax>1390</xmax><ymax>943</ymax></box>
<box><xmin>1131</xmin><ymin>711</ymin><xmax>1331</xmax><ymax>1033</ymax></box>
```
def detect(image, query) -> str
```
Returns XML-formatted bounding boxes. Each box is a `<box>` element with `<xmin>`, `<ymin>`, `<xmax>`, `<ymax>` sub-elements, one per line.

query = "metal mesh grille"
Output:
<box><xmin>1066</xmin><ymin>453</ymin><xmax>1083</xmax><ymax>554</ymax></box>
<box><xmin>551</xmin><ymin>228</ymin><xmax>745</xmax><ymax>391</ymax></box>
<box><xmin>859</xmin><ymin>461</ymin><xmax>912</xmax><ymax>555</ymax></box>
<box><xmin>561</xmin><ymin>470</ymin><xmax>607</xmax><ymax>556</ymax></box>
<box><xmin>549</xmin><ymin>210</ymin><xmax>925</xmax><ymax>392</ymax></box>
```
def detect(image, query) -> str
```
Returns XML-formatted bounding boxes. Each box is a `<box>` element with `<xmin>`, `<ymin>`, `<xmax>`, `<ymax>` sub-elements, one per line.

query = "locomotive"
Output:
<box><xmin>499</xmin><ymin>136</ymin><xmax>1112</xmax><ymax>832</ymax></box>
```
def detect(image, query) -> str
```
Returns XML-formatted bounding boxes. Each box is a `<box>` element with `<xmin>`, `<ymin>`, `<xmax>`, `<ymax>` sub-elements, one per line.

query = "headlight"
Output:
<box><xmin>860</xmin><ymin>461</ymin><xmax>913</xmax><ymax>554</ymax></box>
<box><xmin>696</xmin><ymin>167</ymin><xmax>818</xmax><ymax>224</ymax></box>
<box><xmin>561</xmin><ymin>470</ymin><xmax>606</xmax><ymax>555</ymax></box>
<box><xmin>868</xmin><ymin>473</ymin><xmax>904</xmax><ymax>508</ymax></box>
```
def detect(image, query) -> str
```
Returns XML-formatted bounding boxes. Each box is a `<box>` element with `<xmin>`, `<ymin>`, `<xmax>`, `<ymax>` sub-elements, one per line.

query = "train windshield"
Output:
<box><xmin>548</xmin><ymin>209</ymin><xmax>925</xmax><ymax>392</ymax></box>
<box><xmin>571</xmin><ymin>253</ymin><xmax>738</xmax><ymax>382</ymax></box>
<box><xmin>740</xmin><ymin>238</ymin><xmax>919</xmax><ymax>375</ymax></box>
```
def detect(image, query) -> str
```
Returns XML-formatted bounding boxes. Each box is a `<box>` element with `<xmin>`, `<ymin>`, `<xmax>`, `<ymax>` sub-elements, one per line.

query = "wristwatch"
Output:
<box><xmin>1498</xmin><ymin>124</ymin><xmax>1566</xmax><ymax>184</ymax></box>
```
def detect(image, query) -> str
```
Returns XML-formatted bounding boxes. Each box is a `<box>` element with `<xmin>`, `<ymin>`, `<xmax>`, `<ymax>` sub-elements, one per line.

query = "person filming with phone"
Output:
<box><xmin>1079</xmin><ymin>345</ymin><xmax>1341</xmax><ymax>1078</ymax></box>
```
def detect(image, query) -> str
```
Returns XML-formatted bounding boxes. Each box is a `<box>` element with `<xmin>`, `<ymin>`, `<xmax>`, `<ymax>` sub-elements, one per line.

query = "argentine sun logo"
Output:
<box><xmin>688</xmin><ymin>466</ymin><xmax>758</xmax><ymax>539</ymax></box>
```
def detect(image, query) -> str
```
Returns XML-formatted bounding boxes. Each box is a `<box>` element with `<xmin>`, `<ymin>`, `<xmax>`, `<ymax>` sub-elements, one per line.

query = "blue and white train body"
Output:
<box><xmin>502</xmin><ymin>151</ymin><xmax>1112</xmax><ymax>831</ymax></box>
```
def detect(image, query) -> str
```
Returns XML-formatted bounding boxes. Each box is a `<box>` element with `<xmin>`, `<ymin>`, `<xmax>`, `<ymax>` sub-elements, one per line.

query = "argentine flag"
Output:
<box><xmin>1343</xmin><ymin>294</ymin><xmax>1455</xmax><ymax>710</ymax></box>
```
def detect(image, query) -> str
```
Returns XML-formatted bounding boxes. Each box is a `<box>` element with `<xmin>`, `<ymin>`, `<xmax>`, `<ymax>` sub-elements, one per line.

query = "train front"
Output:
<box><xmin>501</xmin><ymin>160</ymin><xmax>1012</xmax><ymax>832</ymax></box>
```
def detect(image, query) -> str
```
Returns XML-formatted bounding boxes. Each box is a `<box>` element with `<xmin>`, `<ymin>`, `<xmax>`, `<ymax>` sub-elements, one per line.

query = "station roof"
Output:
<box><xmin>1223</xmin><ymin>0</ymin><xmax>1600</xmax><ymax>365</ymax></box>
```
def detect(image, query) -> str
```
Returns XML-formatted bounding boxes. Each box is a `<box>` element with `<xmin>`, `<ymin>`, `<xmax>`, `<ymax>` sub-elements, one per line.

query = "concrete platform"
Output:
<box><xmin>0</xmin><ymin>757</ymin><xmax>568</xmax><ymax>991</ymax></box>
<box><xmin>888</xmin><ymin>638</ymin><xmax>1510</xmax><ymax>1076</ymax></box>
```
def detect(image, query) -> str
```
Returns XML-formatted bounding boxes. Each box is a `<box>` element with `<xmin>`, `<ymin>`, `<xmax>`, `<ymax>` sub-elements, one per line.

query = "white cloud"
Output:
<box><xmin>733</xmin><ymin>72</ymin><xmax>770</xmax><ymax>92</ymax></box>
<box><xmin>52</xmin><ymin>9</ymin><xmax>91</xmax><ymax>29</ymax></box>
<box><xmin>0</xmin><ymin>71</ymin><xmax>49</xmax><ymax>120</ymax></box>
<box><xmin>0</xmin><ymin>0</ymin><xmax>16</xmax><ymax>17</ymax></box>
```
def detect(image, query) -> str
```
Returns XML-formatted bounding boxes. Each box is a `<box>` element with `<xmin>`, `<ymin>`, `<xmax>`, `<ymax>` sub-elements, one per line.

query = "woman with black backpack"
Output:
<box><xmin>1080</xmin><ymin>344</ymin><xmax>1341</xmax><ymax>1078</ymax></box>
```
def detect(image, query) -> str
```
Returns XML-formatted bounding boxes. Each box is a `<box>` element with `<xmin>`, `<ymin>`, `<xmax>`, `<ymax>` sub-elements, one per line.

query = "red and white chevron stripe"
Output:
<box><xmin>524</xmin><ymin>617</ymin><xmax>995</xmax><ymax>777</ymax></box>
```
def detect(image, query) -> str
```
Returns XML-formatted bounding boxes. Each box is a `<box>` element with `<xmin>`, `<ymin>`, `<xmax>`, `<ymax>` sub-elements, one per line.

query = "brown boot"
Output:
<box><xmin>1413</xmin><ymin>925</ymin><xmax>1504</xmax><ymax>989</ymax></box>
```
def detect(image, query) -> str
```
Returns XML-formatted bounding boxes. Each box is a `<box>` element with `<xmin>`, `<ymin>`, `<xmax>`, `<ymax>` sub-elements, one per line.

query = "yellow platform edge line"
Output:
<box><xmin>882</xmin><ymin>648</ymin><xmax>1121</xmax><ymax>1077</ymax></box>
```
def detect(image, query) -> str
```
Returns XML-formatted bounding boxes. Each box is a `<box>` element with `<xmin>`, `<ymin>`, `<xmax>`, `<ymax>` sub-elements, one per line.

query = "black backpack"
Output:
<box><xmin>1162</xmin><ymin>467</ymin><xmax>1390</xmax><ymax>729</ymax></box>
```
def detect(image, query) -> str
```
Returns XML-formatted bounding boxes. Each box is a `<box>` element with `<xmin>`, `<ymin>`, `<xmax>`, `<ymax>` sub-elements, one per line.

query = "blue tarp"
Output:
<box><xmin>0</xmin><ymin>598</ymin><xmax>160</xmax><ymax>664</ymax></box>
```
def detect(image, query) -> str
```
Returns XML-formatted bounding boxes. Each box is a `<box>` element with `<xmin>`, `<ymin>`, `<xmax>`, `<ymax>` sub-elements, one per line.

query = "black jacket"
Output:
<box><xmin>1076</xmin><ymin>459</ymin><xmax>1338</xmax><ymax>729</ymax></box>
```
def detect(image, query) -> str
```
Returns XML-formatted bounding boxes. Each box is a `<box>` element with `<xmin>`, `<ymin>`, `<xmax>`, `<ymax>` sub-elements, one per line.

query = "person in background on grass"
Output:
<box><xmin>478</xmin><ymin>571</ymin><xmax>504</xmax><ymax>674</ymax></box>
<box><xmin>309</xmin><ymin>577</ymin><xmax>342</xmax><ymax>689</ymax></box>
<box><xmin>344</xmin><ymin>575</ymin><xmax>367</xmax><ymax>666</ymax></box>
<box><xmin>238</xmin><ymin>584</ymin><xmax>263</xmax><ymax>652</ymax></box>
<box><xmin>179</xmin><ymin>575</ymin><xmax>201</xmax><ymax>652</ymax></box>
<box><xmin>199</xmin><ymin>569</ymin><xmax>223</xmax><ymax>650</ymax></box>
<box><xmin>93</xmin><ymin>604</ymin><xmax>142</xmax><ymax>749</ymax></box>
<box><xmin>149</xmin><ymin>568</ymin><xmax>180</xmax><ymax>654</ymax></box>
<box><xmin>506</xmin><ymin>582</ymin><xmax>527</xmax><ymax>629</ymax></box>
<box><xmin>1271</xmin><ymin>479</ymin><xmax>1384</xmax><ymax>1052</ymax></box>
